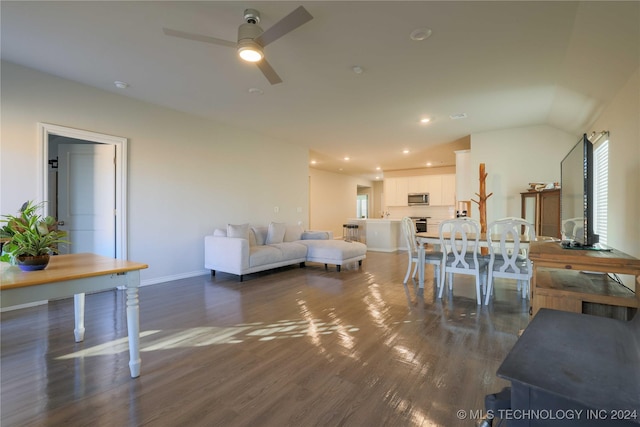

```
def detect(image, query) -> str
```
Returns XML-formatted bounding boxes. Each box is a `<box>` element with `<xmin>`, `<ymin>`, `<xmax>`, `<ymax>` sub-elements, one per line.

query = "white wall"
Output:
<box><xmin>1</xmin><ymin>61</ymin><xmax>309</xmax><ymax>285</ymax></box>
<box><xmin>470</xmin><ymin>125</ymin><xmax>576</xmax><ymax>223</ymax></box>
<box><xmin>309</xmin><ymin>168</ymin><xmax>374</xmax><ymax>238</ymax></box>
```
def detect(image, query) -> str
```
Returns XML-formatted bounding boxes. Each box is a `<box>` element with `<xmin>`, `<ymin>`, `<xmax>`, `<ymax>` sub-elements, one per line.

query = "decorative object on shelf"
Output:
<box><xmin>471</xmin><ymin>163</ymin><xmax>493</xmax><ymax>255</ymax></box>
<box><xmin>0</xmin><ymin>200</ymin><xmax>69</xmax><ymax>271</ymax></box>
<box><xmin>528</xmin><ymin>182</ymin><xmax>559</xmax><ymax>192</ymax></box>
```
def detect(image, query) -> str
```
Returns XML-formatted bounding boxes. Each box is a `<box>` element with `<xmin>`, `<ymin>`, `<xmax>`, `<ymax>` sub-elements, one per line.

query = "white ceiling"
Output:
<box><xmin>2</xmin><ymin>1</ymin><xmax>638</xmax><ymax>180</ymax></box>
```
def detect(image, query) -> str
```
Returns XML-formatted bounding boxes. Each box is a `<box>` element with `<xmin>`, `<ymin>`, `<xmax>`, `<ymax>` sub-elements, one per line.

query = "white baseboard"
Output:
<box><xmin>139</xmin><ymin>269</ymin><xmax>209</xmax><ymax>287</ymax></box>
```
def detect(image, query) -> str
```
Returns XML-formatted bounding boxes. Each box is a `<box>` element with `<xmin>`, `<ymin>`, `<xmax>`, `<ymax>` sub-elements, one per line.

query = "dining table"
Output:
<box><xmin>414</xmin><ymin>230</ymin><xmax>547</xmax><ymax>288</ymax></box>
<box><xmin>1</xmin><ymin>253</ymin><xmax>148</xmax><ymax>378</ymax></box>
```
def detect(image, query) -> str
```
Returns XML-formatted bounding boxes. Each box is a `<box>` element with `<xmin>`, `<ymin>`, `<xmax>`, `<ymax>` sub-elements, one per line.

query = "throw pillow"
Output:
<box><xmin>213</xmin><ymin>228</ymin><xmax>227</xmax><ymax>237</ymax></box>
<box><xmin>284</xmin><ymin>224</ymin><xmax>304</xmax><ymax>242</ymax></box>
<box><xmin>227</xmin><ymin>223</ymin><xmax>250</xmax><ymax>240</ymax></box>
<box><xmin>266</xmin><ymin>222</ymin><xmax>286</xmax><ymax>244</ymax></box>
<box><xmin>301</xmin><ymin>231</ymin><xmax>330</xmax><ymax>240</ymax></box>
<box><xmin>252</xmin><ymin>227</ymin><xmax>269</xmax><ymax>246</ymax></box>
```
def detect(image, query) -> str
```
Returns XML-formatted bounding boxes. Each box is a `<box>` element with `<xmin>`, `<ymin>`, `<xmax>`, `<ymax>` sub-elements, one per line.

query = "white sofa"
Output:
<box><xmin>204</xmin><ymin>222</ymin><xmax>367</xmax><ymax>281</ymax></box>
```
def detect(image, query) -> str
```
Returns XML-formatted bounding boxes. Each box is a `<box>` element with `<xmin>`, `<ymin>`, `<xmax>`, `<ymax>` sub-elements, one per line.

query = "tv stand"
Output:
<box><xmin>529</xmin><ymin>241</ymin><xmax>639</xmax><ymax>320</ymax></box>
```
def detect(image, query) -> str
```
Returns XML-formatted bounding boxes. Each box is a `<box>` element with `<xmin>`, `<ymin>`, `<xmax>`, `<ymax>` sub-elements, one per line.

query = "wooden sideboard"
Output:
<box><xmin>529</xmin><ymin>241</ymin><xmax>639</xmax><ymax>320</ymax></box>
<box><xmin>521</xmin><ymin>189</ymin><xmax>561</xmax><ymax>238</ymax></box>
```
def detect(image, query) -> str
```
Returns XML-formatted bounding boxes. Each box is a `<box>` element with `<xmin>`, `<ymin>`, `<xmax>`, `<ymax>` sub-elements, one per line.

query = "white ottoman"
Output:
<box><xmin>299</xmin><ymin>240</ymin><xmax>367</xmax><ymax>271</ymax></box>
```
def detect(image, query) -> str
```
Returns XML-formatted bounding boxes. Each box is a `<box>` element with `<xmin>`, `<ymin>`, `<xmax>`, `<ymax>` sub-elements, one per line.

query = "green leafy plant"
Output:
<box><xmin>0</xmin><ymin>201</ymin><xmax>69</xmax><ymax>264</ymax></box>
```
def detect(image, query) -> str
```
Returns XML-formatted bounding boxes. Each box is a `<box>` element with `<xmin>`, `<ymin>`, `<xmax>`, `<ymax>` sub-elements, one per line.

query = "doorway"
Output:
<box><xmin>39</xmin><ymin>123</ymin><xmax>128</xmax><ymax>259</ymax></box>
<box><xmin>356</xmin><ymin>185</ymin><xmax>372</xmax><ymax>219</ymax></box>
<box><xmin>356</xmin><ymin>194</ymin><xmax>368</xmax><ymax>219</ymax></box>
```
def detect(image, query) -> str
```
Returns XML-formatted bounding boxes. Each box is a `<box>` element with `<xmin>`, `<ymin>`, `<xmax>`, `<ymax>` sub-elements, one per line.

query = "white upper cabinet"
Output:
<box><xmin>383</xmin><ymin>177</ymin><xmax>408</xmax><ymax>206</ymax></box>
<box><xmin>384</xmin><ymin>174</ymin><xmax>456</xmax><ymax>207</ymax></box>
<box><xmin>408</xmin><ymin>176</ymin><xmax>429</xmax><ymax>193</ymax></box>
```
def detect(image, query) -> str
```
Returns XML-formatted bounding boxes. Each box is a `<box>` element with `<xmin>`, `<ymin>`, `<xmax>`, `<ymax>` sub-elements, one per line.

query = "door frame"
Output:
<box><xmin>38</xmin><ymin>123</ymin><xmax>128</xmax><ymax>259</ymax></box>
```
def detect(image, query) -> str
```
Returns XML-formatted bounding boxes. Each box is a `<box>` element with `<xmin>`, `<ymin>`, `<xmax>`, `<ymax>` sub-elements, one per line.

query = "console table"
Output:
<box><xmin>1</xmin><ymin>253</ymin><xmax>148</xmax><ymax>378</ymax></box>
<box><xmin>528</xmin><ymin>241</ymin><xmax>639</xmax><ymax>320</ymax></box>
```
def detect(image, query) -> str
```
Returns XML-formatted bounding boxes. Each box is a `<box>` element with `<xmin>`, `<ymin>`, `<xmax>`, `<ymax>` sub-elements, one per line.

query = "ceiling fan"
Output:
<box><xmin>163</xmin><ymin>6</ymin><xmax>313</xmax><ymax>85</ymax></box>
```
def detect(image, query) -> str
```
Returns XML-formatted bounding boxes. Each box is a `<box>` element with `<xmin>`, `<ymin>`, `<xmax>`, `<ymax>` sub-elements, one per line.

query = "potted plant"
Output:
<box><xmin>0</xmin><ymin>201</ymin><xmax>69</xmax><ymax>271</ymax></box>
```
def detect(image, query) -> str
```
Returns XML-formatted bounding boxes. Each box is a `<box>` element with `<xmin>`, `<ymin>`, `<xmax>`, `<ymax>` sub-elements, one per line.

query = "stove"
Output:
<box><xmin>409</xmin><ymin>217</ymin><xmax>429</xmax><ymax>233</ymax></box>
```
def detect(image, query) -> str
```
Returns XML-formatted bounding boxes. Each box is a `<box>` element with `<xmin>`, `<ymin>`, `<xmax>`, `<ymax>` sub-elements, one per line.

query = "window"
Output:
<box><xmin>593</xmin><ymin>138</ymin><xmax>608</xmax><ymax>245</ymax></box>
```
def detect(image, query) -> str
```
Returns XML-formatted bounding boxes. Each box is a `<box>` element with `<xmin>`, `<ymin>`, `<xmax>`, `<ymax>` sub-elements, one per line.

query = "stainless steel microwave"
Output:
<box><xmin>408</xmin><ymin>193</ymin><xmax>429</xmax><ymax>206</ymax></box>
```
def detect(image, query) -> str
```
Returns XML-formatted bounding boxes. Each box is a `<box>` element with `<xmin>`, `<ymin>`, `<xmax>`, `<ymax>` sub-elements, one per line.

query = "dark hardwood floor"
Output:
<box><xmin>1</xmin><ymin>251</ymin><xmax>530</xmax><ymax>426</ymax></box>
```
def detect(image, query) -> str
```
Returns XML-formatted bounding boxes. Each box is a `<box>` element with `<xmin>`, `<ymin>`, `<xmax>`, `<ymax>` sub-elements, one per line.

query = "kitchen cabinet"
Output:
<box><xmin>408</xmin><ymin>176</ymin><xmax>428</xmax><ymax>193</ymax></box>
<box><xmin>383</xmin><ymin>177</ymin><xmax>407</xmax><ymax>207</ymax></box>
<box><xmin>423</xmin><ymin>175</ymin><xmax>442</xmax><ymax>204</ymax></box>
<box><xmin>521</xmin><ymin>189</ymin><xmax>560</xmax><ymax>238</ymax></box>
<box><xmin>384</xmin><ymin>174</ymin><xmax>456</xmax><ymax>207</ymax></box>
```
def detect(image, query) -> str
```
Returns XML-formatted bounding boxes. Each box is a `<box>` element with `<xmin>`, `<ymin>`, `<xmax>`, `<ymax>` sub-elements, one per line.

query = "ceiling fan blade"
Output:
<box><xmin>256</xmin><ymin>59</ymin><xmax>283</xmax><ymax>85</ymax></box>
<box><xmin>254</xmin><ymin>6</ymin><xmax>313</xmax><ymax>47</ymax></box>
<box><xmin>162</xmin><ymin>27</ymin><xmax>236</xmax><ymax>48</ymax></box>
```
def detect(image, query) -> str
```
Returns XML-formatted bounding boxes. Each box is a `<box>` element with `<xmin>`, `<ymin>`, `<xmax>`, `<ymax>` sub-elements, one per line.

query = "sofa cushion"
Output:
<box><xmin>249</xmin><ymin>245</ymin><xmax>284</xmax><ymax>267</ymax></box>
<box><xmin>266</xmin><ymin>222</ymin><xmax>286</xmax><ymax>244</ymax></box>
<box><xmin>284</xmin><ymin>224</ymin><xmax>304</xmax><ymax>242</ymax></box>
<box><xmin>269</xmin><ymin>242</ymin><xmax>308</xmax><ymax>259</ymax></box>
<box><xmin>227</xmin><ymin>223</ymin><xmax>249</xmax><ymax>240</ymax></box>
<box><xmin>300</xmin><ymin>240</ymin><xmax>367</xmax><ymax>262</ymax></box>
<box><xmin>252</xmin><ymin>226</ymin><xmax>268</xmax><ymax>246</ymax></box>
<box><xmin>213</xmin><ymin>228</ymin><xmax>227</xmax><ymax>237</ymax></box>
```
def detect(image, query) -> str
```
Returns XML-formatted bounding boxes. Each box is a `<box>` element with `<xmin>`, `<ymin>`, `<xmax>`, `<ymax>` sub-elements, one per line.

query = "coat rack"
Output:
<box><xmin>471</xmin><ymin>163</ymin><xmax>493</xmax><ymax>254</ymax></box>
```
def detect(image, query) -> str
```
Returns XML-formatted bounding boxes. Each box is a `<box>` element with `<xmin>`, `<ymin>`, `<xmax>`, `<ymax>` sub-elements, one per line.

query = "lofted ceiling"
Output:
<box><xmin>1</xmin><ymin>1</ymin><xmax>638</xmax><ymax>180</ymax></box>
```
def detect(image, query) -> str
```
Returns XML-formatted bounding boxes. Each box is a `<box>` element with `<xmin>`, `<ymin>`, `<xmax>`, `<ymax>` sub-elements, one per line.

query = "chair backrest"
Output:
<box><xmin>487</xmin><ymin>218</ymin><xmax>535</xmax><ymax>274</ymax></box>
<box><xmin>401</xmin><ymin>217</ymin><xmax>418</xmax><ymax>254</ymax></box>
<box><xmin>497</xmin><ymin>217</ymin><xmax>535</xmax><ymax>237</ymax></box>
<box><xmin>562</xmin><ymin>217</ymin><xmax>583</xmax><ymax>240</ymax></box>
<box><xmin>439</xmin><ymin>218</ymin><xmax>481</xmax><ymax>269</ymax></box>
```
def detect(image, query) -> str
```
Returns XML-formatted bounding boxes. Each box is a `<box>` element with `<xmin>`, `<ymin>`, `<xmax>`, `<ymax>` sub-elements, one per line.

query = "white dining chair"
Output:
<box><xmin>485</xmin><ymin>218</ymin><xmax>536</xmax><ymax>304</ymax></box>
<box><xmin>401</xmin><ymin>217</ymin><xmax>442</xmax><ymax>286</ymax></box>
<box><xmin>438</xmin><ymin>217</ymin><xmax>488</xmax><ymax>305</ymax></box>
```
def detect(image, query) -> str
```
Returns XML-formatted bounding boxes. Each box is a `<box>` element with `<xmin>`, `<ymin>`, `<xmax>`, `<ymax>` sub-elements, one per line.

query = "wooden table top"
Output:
<box><xmin>415</xmin><ymin>230</ymin><xmax>550</xmax><ymax>243</ymax></box>
<box><xmin>1</xmin><ymin>253</ymin><xmax>148</xmax><ymax>290</ymax></box>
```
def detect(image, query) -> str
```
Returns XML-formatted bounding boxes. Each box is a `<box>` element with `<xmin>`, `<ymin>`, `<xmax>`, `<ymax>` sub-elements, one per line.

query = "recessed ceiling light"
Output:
<box><xmin>310</xmin><ymin>160</ymin><xmax>317</xmax><ymax>165</ymax></box>
<box><xmin>410</xmin><ymin>28</ymin><xmax>432</xmax><ymax>41</ymax></box>
<box><xmin>352</xmin><ymin>65</ymin><xmax>364</xmax><ymax>74</ymax></box>
<box><xmin>344</xmin><ymin>156</ymin><xmax>350</xmax><ymax>161</ymax></box>
<box><xmin>420</xmin><ymin>118</ymin><xmax>431</xmax><ymax>124</ymax></box>
<box><xmin>376</xmin><ymin>166</ymin><xmax>381</xmax><ymax>171</ymax></box>
<box><xmin>248</xmin><ymin>87</ymin><xmax>264</xmax><ymax>95</ymax></box>
<box><xmin>403</xmin><ymin>149</ymin><xmax>410</xmax><ymax>154</ymax></box>
<box><xmin>450</xmin><ymin>112</ymin><xmax>468</xmax><ymax>120</ymax></box>
<box><xmin>375</xmin><ymin>176</ymin><xmax>380</xmax><ymax>180</ymax></box>
<box><xmin>114</xmin><ymin>81</ymin><xmax>129</xmax><ymax>89</ymax></box>
<box><xmin>426</xmin><ymin>162</ymin><xmax>432</xmax><ymax>167</ymax></box>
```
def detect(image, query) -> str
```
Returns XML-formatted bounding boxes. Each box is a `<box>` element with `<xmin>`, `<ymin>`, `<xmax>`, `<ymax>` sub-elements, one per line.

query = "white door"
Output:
<box><xmin>57</xmin><ymin>143</ymin><xmax>116</xmax><ymax>257</ymax></box>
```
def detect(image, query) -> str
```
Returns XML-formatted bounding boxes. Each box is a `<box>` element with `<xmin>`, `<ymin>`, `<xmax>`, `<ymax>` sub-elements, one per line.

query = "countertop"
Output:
<box><xmin>347</xmin><ymin>218</ymin><xmax>402</xmax><ymax>222</ymax></box>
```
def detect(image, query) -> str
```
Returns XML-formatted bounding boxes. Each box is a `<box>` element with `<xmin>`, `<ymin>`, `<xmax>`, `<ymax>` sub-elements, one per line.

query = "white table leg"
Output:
<box><xmin>418</xmin><ymin>243</ymin><xmax>425</xmax><ymax>289</ymax></box>
<box><xmin>74</xmin><ymin>293</ymin><xmax>85</xmax><ymax>342</ymax></box>
<box><xmin>125</xmin><ymin>271</ymin><xmax>141</xmax><ymax>378</ymax></box>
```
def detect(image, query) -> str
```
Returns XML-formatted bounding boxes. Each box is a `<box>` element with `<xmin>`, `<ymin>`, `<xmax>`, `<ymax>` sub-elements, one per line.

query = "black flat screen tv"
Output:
<box><xmin>560</xmin><ymin>134</ymin><xmax>599</xmax><ymax>247</ymax></box>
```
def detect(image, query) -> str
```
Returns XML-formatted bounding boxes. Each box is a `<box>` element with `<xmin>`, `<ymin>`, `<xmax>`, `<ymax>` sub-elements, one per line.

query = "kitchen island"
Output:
<box><xmin>347</xmin><ymin>218</ymin><xmax>404</xmax><ymax>252</ymax></box>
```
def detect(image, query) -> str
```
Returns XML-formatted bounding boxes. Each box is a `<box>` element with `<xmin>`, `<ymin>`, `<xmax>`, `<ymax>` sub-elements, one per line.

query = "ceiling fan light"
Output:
<box><xmin>237</xmin><ymin>22</ymin><xmax>264</xmax><ymax>62</ymax></box>
<box><xmin>238</xmin><ymin>46</ymin><xmax>263</xmax><ymax>62</ymax></box>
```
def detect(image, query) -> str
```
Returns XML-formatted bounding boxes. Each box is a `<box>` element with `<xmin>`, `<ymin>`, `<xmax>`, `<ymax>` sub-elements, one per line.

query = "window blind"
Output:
<box><xmin>593</xmin><ymin>139</ymin><xmax>608</xmax><ymax>245</ymax></box>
